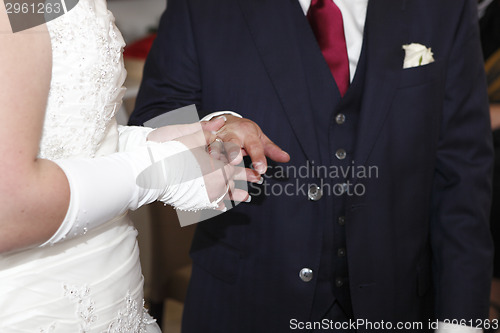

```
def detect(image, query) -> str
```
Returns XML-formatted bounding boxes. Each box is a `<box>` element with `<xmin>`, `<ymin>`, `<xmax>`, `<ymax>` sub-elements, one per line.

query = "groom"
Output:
<box><xmin>129</xmin><ymin>0</ymin><xmax>494</xmax><ymax>331</ymax></box>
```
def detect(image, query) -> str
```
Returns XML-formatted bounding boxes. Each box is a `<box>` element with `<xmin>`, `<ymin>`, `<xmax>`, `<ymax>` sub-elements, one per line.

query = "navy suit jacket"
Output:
<box><xmin>129</xmin><ymin>0</ymin><xmax>494</xmax><ymax>331</ymax></box>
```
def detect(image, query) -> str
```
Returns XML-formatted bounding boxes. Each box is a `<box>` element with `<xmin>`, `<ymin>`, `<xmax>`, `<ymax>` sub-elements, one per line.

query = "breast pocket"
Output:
<box><xmin>399</xmin><ymin>60</ymin><xmax>443</xmax><ymax>89</ymax></box>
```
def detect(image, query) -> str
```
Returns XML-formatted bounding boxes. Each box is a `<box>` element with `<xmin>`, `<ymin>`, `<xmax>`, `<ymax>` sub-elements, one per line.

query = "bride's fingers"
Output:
<box><xmin>201</xmin><ymin>128</ymin><xmax>219</xmax><ymax>147</ymax></box>
<box><xmin>228</xmin><ymin>166</ymin><xmax>253</xmax><ymax>182</ymax></box>
<box><xmin>244</xmin><ymin>167</ymin><xmax>261</xmax><ymax>183</ymax></box>
<box><xmin>226</xmin><ymin>166</ymin><xmax>263</xmax><ymax>184</ymax></box>
<box><xmin>206</xmin><ymin>138</ymin><xmax>242</xmax><ymax>166</ymax></box>
<box><xmin>224</xmin><ymin>172</ymin><xmax>252</xmax><ymax>202</ymax></box>
<box><xmin>224</xmin><ymin>140</ymin><xmax>243</xmax><ymax>165</ymax></box>
<box><xmin>227</xmin><ymin>179</ymin><xmax>236</xmax><ymax>194</ymax></box>
<box><xmin>207</xmin><ymin>138</ymin><xmax>227</xmax><ymax>162</ymax></box>
<box><xmin>201</xmin><ymin>116</ymin><xmax>226</xmax><ymax>133</ymax></box>
<box><xmin>227</xmin><ymin>189</ymin><xmax>251</xmax><ymax>203</ymax></box>
<box><xmin>148</xmin><ymin>123</ymin><xmax>203</xmax><ymax>142</ymax></box>
<box><xmin>216</xmin><ymin>201</ymin><xmax>227</xmax><ymax>212</ymax></box>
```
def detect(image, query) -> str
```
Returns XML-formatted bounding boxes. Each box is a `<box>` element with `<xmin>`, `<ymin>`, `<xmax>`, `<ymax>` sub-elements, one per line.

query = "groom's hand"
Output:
<box><xmin>213</xmin><ymin>115</ymin><xmax>290</xmax><ymax>175</ymax></box>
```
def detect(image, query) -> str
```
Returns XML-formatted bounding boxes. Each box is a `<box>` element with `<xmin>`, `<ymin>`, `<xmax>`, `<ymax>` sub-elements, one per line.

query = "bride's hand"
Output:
<box><xmin>146</xmin><ymin>116</ymin><xmax>226</xmax><ymax>143</ymax></box>
<box><xmin>173</xmin><ymin>129</ymin><xmax>250</xmax><ymax>209</ymax></box>
<box><xmin>146</xmin><ymin>117</ymin><xmax>256</xmax><ymax>210</ymax></box>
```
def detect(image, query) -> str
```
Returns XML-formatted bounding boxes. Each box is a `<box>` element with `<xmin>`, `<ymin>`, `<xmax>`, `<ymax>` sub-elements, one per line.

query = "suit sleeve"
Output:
<box><xmin>128</xmin><ymin>0</ymin><xmax>202</xmax><ymax>126</ymax></box>
<box><xmin>431</xmin><ymin>0</ymin><xmax>494</xmax><ymax>322</ymax></box>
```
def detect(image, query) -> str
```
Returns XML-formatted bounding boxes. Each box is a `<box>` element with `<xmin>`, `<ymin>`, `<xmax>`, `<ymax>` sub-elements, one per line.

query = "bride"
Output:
<box><xmin>0</xmin><ymin>0</ymin><xmax>253</xmax><ymax>331</ymax></box>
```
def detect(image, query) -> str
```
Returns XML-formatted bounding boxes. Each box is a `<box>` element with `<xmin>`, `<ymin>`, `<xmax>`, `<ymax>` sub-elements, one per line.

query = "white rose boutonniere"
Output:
<box><xmin>402</xmin><ymin>43</ymin><xmax>435</xmax><ymax>69</ymax></box>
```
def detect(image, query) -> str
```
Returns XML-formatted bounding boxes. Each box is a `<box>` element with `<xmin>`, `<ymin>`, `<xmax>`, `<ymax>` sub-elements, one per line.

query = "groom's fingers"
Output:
<box><xmin>213</xmin><ymin>117</ymin><xmax>264</xmax><ymax>172</ymax></box>
<box><xmin>215</xmin><ymin>115</ymin><xmax>290</xmax><ymax>174</ymax></box>
<box><xmin>262</xmin><ymin>134</ymin><xmax>291</xmax><ymax>163</ymax></box>
<box><xmin>223</xmin><ymin>139</ymin><xmax>244</xmax><ymax>165</ymax></box>
<box><xmin>219</xmin><ymin>133</ymin><xmax>265</xmax><ymax>173</ymax></box>
<box><xmin>242</xmin><ymin>135</ymin><xmax>267</xmax><ymax>174</ymax></box>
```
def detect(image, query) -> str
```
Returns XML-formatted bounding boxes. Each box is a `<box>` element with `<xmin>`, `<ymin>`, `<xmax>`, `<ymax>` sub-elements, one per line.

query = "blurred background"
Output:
<box><xmin>108</xmin><ymin>0</ymin><xmax>165</xmax><ymax>44</ymax></box>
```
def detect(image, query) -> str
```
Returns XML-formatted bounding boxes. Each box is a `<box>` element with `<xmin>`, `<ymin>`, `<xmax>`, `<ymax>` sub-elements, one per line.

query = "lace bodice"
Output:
<box><xmin>39</xmin><ymin>0</ymin><xmax>125</xmax><ymax>160</ymax></box>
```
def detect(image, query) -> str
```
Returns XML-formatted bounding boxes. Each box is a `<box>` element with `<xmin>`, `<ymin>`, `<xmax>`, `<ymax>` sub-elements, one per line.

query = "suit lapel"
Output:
<box><xmin>354</xmin><ymin>0</ymin><xmax>409</xmax><ymax>166</ymax></box>
<box><xmin>236</xmin><ymin>0</ymin><xmax>324</xmax><ymax>164</ymax></box>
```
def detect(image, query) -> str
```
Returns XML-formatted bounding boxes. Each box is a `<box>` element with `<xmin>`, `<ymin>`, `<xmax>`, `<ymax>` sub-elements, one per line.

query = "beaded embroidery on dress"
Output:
<box><xmin>0</xmin><ymin>0</ymin><xmax>161</xmax><ymax>332</ymax></box>
<box><xmin>39</xmin><ymin>0</ymin><xmax>125</xmax><ymax>160</ymax></box>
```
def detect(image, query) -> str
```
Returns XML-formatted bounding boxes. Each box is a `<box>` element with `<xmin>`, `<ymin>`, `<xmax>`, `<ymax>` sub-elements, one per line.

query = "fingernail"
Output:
<box><xmin>253</xmin><ymin>162</ymin><xmax>266</xmax><ymax>174</ymax></box>
<box><xmin>221</xmin><ymin>207</ymin><xmax>228</xmax><ymax>212</ymax></box>
<box><xmin>257</xmin><ymin>177</ymin><xmax>264</xmax><ymax>185</ymax></box>
<box><xmin>245</xmin><ymin>196</ymin><xmax>252</xmax><ymax>203</ymax></box>
<box><xmin>216</xmin><ymin>115</ymin><xmax>227</xmax><ymax>122</ymax></box>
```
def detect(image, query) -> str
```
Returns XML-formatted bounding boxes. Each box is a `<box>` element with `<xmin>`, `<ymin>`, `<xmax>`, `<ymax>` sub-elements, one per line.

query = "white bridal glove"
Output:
<box><xmin>41</xmin><ymin>126</ymin><xmax>232</xmax><ymax>246</ymax></box>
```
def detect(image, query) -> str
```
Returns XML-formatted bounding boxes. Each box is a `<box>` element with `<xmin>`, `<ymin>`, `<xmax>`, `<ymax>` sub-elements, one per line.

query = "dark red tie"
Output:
<box><xmin>307</xmin><ymin>0</ymin><xmax>350</xmax><ymax>96</ymax></box>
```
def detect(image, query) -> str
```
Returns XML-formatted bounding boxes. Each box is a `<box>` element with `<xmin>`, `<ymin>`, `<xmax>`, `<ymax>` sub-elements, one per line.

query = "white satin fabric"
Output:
<box><xmin>0</xmin><ymin>1</ymin><xmax>161</xmax><ymax>331</ymax></box>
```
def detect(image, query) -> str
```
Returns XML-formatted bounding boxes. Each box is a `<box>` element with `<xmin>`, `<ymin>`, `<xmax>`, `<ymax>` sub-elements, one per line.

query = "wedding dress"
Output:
<box><xmin>0</xmin><ymin>0</ymin><xmax>162</xmax><ymax>331</ymax></box>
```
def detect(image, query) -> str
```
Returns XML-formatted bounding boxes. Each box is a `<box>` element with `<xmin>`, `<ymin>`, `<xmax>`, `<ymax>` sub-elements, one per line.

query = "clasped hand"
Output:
<box><xmin>147</xmin><ymin>115</ymin><xmax>290</xmax><ymax>211</ymax></box>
